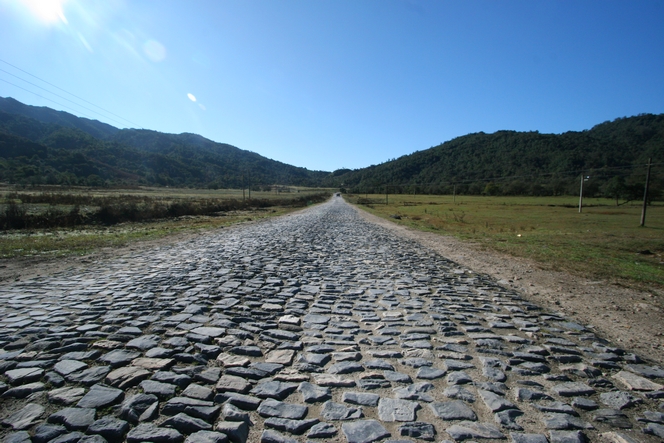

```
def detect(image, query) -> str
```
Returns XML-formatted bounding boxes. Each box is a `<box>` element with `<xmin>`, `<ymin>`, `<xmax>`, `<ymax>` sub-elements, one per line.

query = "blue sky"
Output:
<box><xmin>1</xmin><ymin>1</ymin><xmax>663</xmax><ymax>172</ymax></box>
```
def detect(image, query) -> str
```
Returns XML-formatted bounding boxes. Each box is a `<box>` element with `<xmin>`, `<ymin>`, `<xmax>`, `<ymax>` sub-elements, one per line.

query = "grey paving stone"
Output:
<box><xmin>377</xmin><ymin>398</ymin><xmax>420</xmax><ymax>422</ymax></box>
<box><xmin>251</xmin><ymin>380</ymin><xmax>298</xmax><ymax>400</ymax></box>
<box><xmin>126</xmin><ymin>424</ymin><xmax>183</xmax><ymax>443</ymax></box>
<box><xmin>5</xmin><ymin>367</ymin><xmax>44</xmax><ymax>385</ymax></box>
<box><xmin>479</xmin><ymin>389</ymin><xmax>518</xmax><ymax>412</ymax></box>
<box><xmin>446</xmin><ymin>421</ymin><xmax>505</xmax><ymax>440</ymax></box>
<box><xmin>398</xmin><ymin>421</ymin><xmax>436</xmax><ymax>441</ymax></box>
<box><xmin>32</xmin><ymin>423</ymin><xmax>67</xmax><ymax>443</ymax></box>
<box><xmin>383</xmin><ymin>371</ymin><xmax>412</xmax><ymax>383</ymax></box>
<box><xmin>599</xmin><ymin>391</ymin><xmax>643</xmax><ymax>410</ymax></box>
<box><xmin>184</xmin><ymin>431</ymin><xmax>229</xmax><ymax>443</ymax></box>
<box><xmin>320</xmin><ymin>401</ymin><xmax>363</xmax><ymax>420</ymax></box>
<box><xmin>1</xmin><ymin>403</ymin><xmax>45</xmax><ymax>430</ymax></box>
<box><xmin>644</xmin><ymin>422</ymin><xmax>664</xmax><ymax>438</ymax></box>
<box><xmin>342</xmin><ymin>420</ymin><xmax>390</xmax><ymax>443</ymax></box>
<box><xmin>509</xmin><ymin>433</ymin><xmax>549</xmax><ymax>443</ymax></box>
<box><xmin>496</xmin><ymin>409</ymin><xmax>524</xmax><ymax>430</ymax></box>
<box><xmin>105</xmin><ymin>366</ymin><xmax>151</xmax><ymax>389</ymax></box>
<box><xmin>257</xmin><ymin>398</ymin><xmax>308</xmax><ymax>420</ymax></box>
<box><xmin>307</xmin><ymin>422</ymin><xmax>337</xmax><ymax>438</ymax></box>
<box><xmin>327</xmin><ymin>361</ymin><xmax>364</xmax><ymax>374</ymax></box>
<box><xmin>162</xmin><ymin>412</ymin><xmax>213</xmax><ymax>433</ymax></box>
<box><xmin>47</xmin><ymin>407</ymin><xmax>96</xmax><ymax>431</ymax></box>
<box><xmin>548</xmin><ymin>430</ymin><xmax>587</xmax><ymax>443</ymax></box>
<box><xmin>76</xmin><ymin>383</ymin><xmax>124</xmax><ymax>408</ymax></box>
<box><xmin>429</xmin><ymin>400</ymin><xmax>477</xmax><ymax>421</ymax></box>
<box><xmin>3</xmin><ymin>431</ymin><xmax>32</xmax><ymax>443</ymax></box>
<box><xmin>48</xmin><ymin>386</ymin><xmax>86</xmax><ymax>405</ymax></box>
<box><xmin>53</xmin><ymin>359</ymin><xmax>88</xmax><ymax>376</ymax></box>
<box><xmin>343</xmin><ymin>391</ymin><xmax>380</xmax><ymax>406</ymax></box>
<box><xmin>443</xmin><ymin>385</ymin><xmax>476</xmax><ymax>402</ymax></box>
<box><xmin>263</xmin><ymin>417</ymin><xmax>319</xmax><ymax>434</ymax></box>
<box><xmin>98</xmin><ymin>349</ymin><xmax>141</xmax><ymax>367</ymax></box>
<box><xmin>183</xmin><ymin>383</ymin><xmax>215</xmax><ymax>401</ymax></box>
<box><xmin>592</xmin><ymin>409</ymin><xmax>632</xmax><ymax>428</ymax></box>
<box><xmin>215</xmin><ymin>392</ymin><xmax>262</xmax><ymax>410</ymax></box>
<box><xmin>141</xmin><ymin>379</ymin><xmax>178</xmax><ymax>399</ymax></box>
<box><xmin>543</xmin><ymin>413</ymin><xmax>594</xmax><ymax>430</ymax></box>
<box><xmin>551</xmin><ymin>382</ymin><xmax>595</xmax><ymax>397</ymax></box>
<box><xmin>216</xmin><ymin>374</ymin><xmax>251</xmax><ymax>393</ymax></box>
<box><xmin>119</xmin><ymin>393</ymin><xmax>160</xmax><ymax>424</ymax></box>
<box><xmin>294</xmin><ymin>382</ymin><xmax>329</xmax><ymax>404</ymax></box>
<box><xmin>87</xmin><ymin>416</ymin><xmax>130</xmax><ymax>441</ymax></box>
<box><xmin>215</xmin><ymin>420</ymin><xmax>249</xmax><ymax>443</ymax></box>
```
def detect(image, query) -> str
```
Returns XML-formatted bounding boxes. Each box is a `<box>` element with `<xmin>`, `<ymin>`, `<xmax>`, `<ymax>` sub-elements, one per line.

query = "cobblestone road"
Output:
<box><xmin>1</xmin><ymin>197</ymin><xmax>663</xmax><ymax>443</ymax></box>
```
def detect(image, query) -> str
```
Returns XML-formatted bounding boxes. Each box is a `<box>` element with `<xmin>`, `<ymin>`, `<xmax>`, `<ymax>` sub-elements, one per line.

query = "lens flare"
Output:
<box><xmin>187</xmin><ymin>93</ymin><xmax>197</xmax><ymax>102</ymax></box>
<box><xmin>143</xmin><ymin>39</ymin><xmax>166</xmax><ymax>62</ymax></box>
<box><xmin>23</xmin><ymin>0</ymin><xmax>68</xmax><ymax>24</ymax></box>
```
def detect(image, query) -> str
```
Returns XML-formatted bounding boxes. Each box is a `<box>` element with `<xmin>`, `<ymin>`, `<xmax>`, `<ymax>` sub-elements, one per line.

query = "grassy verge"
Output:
<box><xmin>346</xmin><ymin>194</ymin><xmax>664</xmax><ymax>291</ymax></box>
<box><xmin>0</xmin><ymin>207</ymin><xmax>298</xmax><ymax>259</ymax></box>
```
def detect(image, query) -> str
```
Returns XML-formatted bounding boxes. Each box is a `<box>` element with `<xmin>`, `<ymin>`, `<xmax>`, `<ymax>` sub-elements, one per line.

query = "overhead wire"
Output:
<box><xmin>0</xmin><ymin>78</ymin><xmax>99</xmax><ymax>121</ymax></box>
<box><xmin>0</xmin><ymin>59</ymin><xmax>141</xmax><ymax>128</ymax></box>
<box><xmin>0</xmin><ymin>67</ymin><xmax>129</xmax><ymax>127</ymax></box>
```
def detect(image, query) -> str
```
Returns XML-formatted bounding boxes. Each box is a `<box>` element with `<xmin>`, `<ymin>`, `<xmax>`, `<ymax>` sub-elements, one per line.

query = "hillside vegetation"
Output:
<box><xmin>325</xmin><ymin>114</ymin><xmax>664</xmax><ymax>200</ymax></box>
<box><xmin>0</xmin><ymin>97</ymin><xmax>327</xmax><ymax>188</ymax></box>
<box><xmin>1</xmin><ymin>96</ymin><xmax>662</xmax><ymax>200</ymax></box>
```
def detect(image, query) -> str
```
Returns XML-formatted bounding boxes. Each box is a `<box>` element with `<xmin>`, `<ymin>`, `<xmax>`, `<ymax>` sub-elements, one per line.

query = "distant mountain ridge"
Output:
<box><xmin>0</xmin><ymin>96</ymin><xmax>662</xmax><ymax>198</ymax></box>
<box><xmin>322</xmin><ymin>114</ymin><xmax>664</xmax><ymax>198</ymax></box>
<box><xmin>0</xmin><ymin>97</ymin><xmax>328</xmax><ymax>188</ymax></box>
<box><xmin>0</xmin><ymin>97</ymin><xmax>119</xmax><ymax>139</ymax></box>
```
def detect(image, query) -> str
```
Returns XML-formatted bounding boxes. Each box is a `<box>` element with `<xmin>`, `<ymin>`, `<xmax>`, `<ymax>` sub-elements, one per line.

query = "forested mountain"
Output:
<box><xmin>0</xmin><ymin>97</ymin><xmax>118</xmax><ymax>140</ymax></box>
<box><xmin>324</xmin><ymin>114</ymin><xmax>664</xmax><ymax>199</ymax></box>
<box><xmin>0</xmin><ymin>97</ymin><xmax>328</xmax><ymax>187</ymax></box>
<box><xmin>1</xmin><ymin>96</ymin><xmax>662</xmax><ymax>198</ymax></box>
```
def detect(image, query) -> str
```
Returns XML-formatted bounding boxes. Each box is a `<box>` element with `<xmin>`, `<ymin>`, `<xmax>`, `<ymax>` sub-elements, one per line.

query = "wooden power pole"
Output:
<box><xmin>640</xmin><ymin>158</ymin><xmax>652</xmax><ymax>227</ymax></box>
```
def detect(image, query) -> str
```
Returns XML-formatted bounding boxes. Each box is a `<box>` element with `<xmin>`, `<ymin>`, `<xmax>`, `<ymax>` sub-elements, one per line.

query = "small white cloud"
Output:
<box><xmin>187</xmin><ymin>93</ymin><xmax>197</xmax><ymax>102</ymax></box>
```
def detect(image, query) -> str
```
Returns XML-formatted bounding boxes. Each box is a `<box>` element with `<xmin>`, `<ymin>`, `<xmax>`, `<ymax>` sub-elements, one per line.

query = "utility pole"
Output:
<box><xmin>453</xmin><ymin>184</ymin><xmax>456</xmax><ymax>205</ymax></box>
<box><xmin>578</xmin><ymin>173</ymin><xmax>584</xmax><ymax>213</ymax></box>
<box><xmin>385</xmin><ymin>186</ymin><xmax>388</xmax><ymax>205</ymax></box>
<box><xmin>640</xmin><ymin>158</ymin><xmax>652</xmax><ymax>227</ymax></box>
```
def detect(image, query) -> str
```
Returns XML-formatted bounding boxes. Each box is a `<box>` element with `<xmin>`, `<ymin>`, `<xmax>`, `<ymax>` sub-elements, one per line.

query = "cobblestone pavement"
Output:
<box><xmin>1</xmin><ymin>197</ymin><xmax>663</xmax><ymax>443</ymax></box>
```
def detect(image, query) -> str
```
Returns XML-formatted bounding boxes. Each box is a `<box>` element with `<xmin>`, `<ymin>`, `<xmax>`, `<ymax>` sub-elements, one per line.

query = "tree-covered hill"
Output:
<box><xmin>0</xmin><ymin>96</ymin><xmax>118</xmax><ymax>140</ymax></box>
<box><xmin>1</xmin><ymin>96</ymin><xmax>662</xmax><ymax>198</ymax></box>
<box><xmin>324</xmin><ymin>114</ymin><xmax>664</xmax><ymax>199</ymax></box>
<box><xmin>0</xmin><ymin>98</ymin><xmax>328</xmax><ymax>188</ymax></box>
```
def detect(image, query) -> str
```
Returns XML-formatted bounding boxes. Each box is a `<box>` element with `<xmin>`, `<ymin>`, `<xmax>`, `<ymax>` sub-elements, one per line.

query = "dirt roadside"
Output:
<box><xmin>355</xmin><ymin>206</ymin><xmax>664</xmax><ymax>367</ymax></box>
<box><xmin>1</xmin><ymin>206</ymin><xmax>662</xmax><ymax>366</ymax></box>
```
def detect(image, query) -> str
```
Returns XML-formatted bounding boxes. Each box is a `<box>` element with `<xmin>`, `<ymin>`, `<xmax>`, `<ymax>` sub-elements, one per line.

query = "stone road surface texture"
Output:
<box><xmin>1</xmin><ymin>197</ymin><xmax>663</xmax><ymax>443</ymax></box>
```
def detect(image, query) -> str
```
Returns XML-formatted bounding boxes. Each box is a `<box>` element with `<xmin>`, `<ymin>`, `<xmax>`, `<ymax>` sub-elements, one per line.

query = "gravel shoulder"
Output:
<box><xmin>354</xmin><ymin>205</ymin><xmax>664</xmax><ymax>367</ymax></box>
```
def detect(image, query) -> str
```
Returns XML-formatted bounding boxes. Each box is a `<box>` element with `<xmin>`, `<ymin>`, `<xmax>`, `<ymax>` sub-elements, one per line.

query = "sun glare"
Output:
<box><xmin>23</xmin><ymin>0</ymin><xmax>68</xmax><ymax>24</ymax></box>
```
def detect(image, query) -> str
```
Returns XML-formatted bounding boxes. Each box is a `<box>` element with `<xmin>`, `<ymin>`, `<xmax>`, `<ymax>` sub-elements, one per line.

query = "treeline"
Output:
<box><xmin>0</xmin><ymin>192</ymin><xmax>330</xmax><ymax>230</ymax></box>
<box><xmin>326</xmin><ymin>114</ymin><xmax>664</xmax><ymax>200</ymax></box>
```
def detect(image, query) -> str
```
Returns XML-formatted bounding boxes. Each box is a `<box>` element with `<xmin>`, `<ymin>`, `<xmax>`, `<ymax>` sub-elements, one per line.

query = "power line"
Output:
<box><xmin>0</xmin><ymin>68</ymin><xmax>129</xmax><ymax>127</ymax></box>
<box><xmin>0</xmin><ymin>58</ymin><xmax>139</xmax><ymax>127</ymax></box>
<box><xmin>0</xmin><ymin>78</ymin><xmax>99</xmax><ymax>120</ymax></box>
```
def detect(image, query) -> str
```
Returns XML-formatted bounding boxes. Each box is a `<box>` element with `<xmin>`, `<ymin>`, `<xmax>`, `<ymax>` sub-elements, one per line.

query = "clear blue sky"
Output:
<box><xmin>1</xmin><ymin>1</ymin><xmax>663</xmax><ymax>172</ymax></box>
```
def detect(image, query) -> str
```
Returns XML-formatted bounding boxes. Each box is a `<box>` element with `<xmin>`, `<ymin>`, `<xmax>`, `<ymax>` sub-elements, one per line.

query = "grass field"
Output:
<box><xmin>0</xmin><ymin>185</ymin><xmax>333</xmax><ymax>259</ymax></box>
<box><xmin>346</xmin><ymin>193</ymin><xmax>664</xmax><ymax>291</ymax></box>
